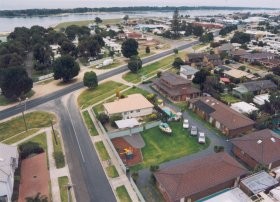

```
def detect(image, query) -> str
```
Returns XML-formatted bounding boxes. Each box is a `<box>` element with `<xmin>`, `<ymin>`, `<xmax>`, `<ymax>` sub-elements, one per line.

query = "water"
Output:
<box><xmin>0</xmin><ymin>9</ymin><xmax>278</xmax><ymax>33</ymax></box>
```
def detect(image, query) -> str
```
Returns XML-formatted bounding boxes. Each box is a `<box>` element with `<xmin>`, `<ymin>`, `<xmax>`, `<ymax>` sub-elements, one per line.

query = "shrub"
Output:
<box><xmin>53</xmin><ymin>151</ymin><xmax>65</xmax><ymax>168</ymax></box>
<box><xmin>19</xmin><ymin>142</ymin><xmax>44</xmax><ymax>159</ymax></box>
<box><xmin>157</xmin><ymin>71</ymin><xmax>162</xmax><ymax>78</ymax></box>
<box><xmin>131</xmin><ymin>172</ymin><xmax>139</xmax><ymax>182</ymax></box>
<box><xmin>214</xmin><ymin>145</ymin><xmax>224</xmax><ymax>153</ymax></box>
<box><xmin>97</xmin><ymin>113</ymin><xmax>109</xmax><ymax>124</ymax></box>
<box><xmin>148</xmin><ymin>113</ymin><xmax>158</xmax><ymax>121</ymax></box>
<box><xmin>110</xmin><ymin>115</ymin><xmax>122</xmax><ymax>128</ymax></box>
<box><xmin>150</xmin><ymin>164</ymin><xmax>160</xmax><ymax>172</ymax></box>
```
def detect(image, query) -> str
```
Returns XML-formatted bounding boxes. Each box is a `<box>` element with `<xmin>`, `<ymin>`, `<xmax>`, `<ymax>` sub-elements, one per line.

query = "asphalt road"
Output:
<box><xmin>0</xmin><ymin>40</ymin><xmax>199</xmax><ymax>120</ymax></box>
<box><xmin>50</xmin><ymin>95</ymin><xmax>116</xmax><ymax>202</ymax></box>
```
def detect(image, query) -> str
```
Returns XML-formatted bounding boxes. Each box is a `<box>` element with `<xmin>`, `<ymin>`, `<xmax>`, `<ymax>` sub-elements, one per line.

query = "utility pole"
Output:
<box><xmin>66</xmin><ymin>183</ymin><xmax>73</xmax><ymax>202</ymax></box>
<box><xmin>50</xmin><ymin>116</ymin><xmax>58</xmax><ymax>145</ymax></box>
<box><xmin>19</xmin><ymin>98</ymin><xmax>28</xmax><ymax>132</ymax></box>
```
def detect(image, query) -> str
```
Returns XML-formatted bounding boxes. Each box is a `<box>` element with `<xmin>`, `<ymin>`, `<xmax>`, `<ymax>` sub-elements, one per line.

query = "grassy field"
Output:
<box><xmin>95</xmin><ymin>141</ymin><xmax>110</xmax><ymax>161</ymax></box>
<box><xmin>52</xmin><ymin>131</ymin><xmax>65</xmax><ymax>168</ymax></box>
<box><xmin>2</xmin><ymin>129</ymin><xmax>40</xmax><ymax>144</ymax></box>
<box><xmin>82</xmin><ymin>111</ymin><xmax>99</xmax><ymax>136</ymax></box>
<box><xmin>58</xmin><ymin>176</ymin><xmax>72</xmax><ymax>202</ymax></box>
<box><xmin>0</xmin><ymin>111</ymin><xmax>56</xmax><ymax>142</ymax></box>
<box><xmin>106</xmin><ymin>165</ymin><xmax>119</xmax><ymax>178</ymax></box>
<box><xmin>21</xmin><ymin>132</ymin><xmax>48</xmax><ymax>151</ymax></box>
<box><xmin>220</xmin><ymin>94</ymin><xmax>240</xmax><ymax>104</ymax></box>
<box><xmin>78</xmin><ymin>81</ymin><xmax>128</xmax><ymax>109</ymax></box>
<box><xmin>116</xmin><ymin>186</ymin><xmax>132</xmax><ymax>202</ymax></box>
<box><xmin>122</xmin><ymin>51</ymin><xmax>186</xmax><ymax>84</ymax></box>
<box><xmin>55</xmin><ymin>18</ymin><xmax>122</xmax><ymax>30</ymax></box>
<box><xmin>131</xmin><ymin>122</ymin><xmax>209</xmax><ymax>171</ymax></box>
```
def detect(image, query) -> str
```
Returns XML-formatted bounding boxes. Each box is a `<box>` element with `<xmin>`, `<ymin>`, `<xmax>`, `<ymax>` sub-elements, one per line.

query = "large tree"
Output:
<box><xmin>172</xmin><ymin>57</ymin><xmax>185</xmax><ymax>69</ymax></box>
<box><xmin>171</xmin><ymin>8</ymin><xmax>180</xmax><ymax>38</ymax></box>
<box><xmin>192</xmin><ymin>68</ymin><xmax>210</xmax><ymax>85</ymax></box>
<box><xmin>121</xmin><ymin>38</ymin><xmax>138</xmax><ymax>58</ymax></box>
<box><xmin>33</xmin><ymin>43</ymin><xmax>52</xmax><ymax>71</ymax></box>
<box><xmin>95</xmin><ymin>17</ymin><xmax>103</xmax><ymax>25</ymax></box>
<box><xmin>0</xmin><ymin>67</ymin><xmax>33</xmax><ymax>99</ymax></box>
<box><xmin>128</xmin><ymin>56</ymin><xmax>142</xmax><ymax>73</ymax></box>
<box><xmin>230</xmin><ymin>32</ymin><xmax>251</xmax><ymax>44</ymax></box>
<box><xmin>53</xmin><ymin>55</ymin><xmax>80</xmax><ymax>82</ymax></box>
<box><xmin>83</xmin><ymin>71</ymin><xmax>98</xmax><ymax>88</ymax></box>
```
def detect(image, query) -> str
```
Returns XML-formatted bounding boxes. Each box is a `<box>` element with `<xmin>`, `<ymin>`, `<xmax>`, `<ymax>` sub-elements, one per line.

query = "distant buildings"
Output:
<box><xmin>191</xmin><ymin>22</ymin><xmax>224</xmax><ymax>29</ymax></box>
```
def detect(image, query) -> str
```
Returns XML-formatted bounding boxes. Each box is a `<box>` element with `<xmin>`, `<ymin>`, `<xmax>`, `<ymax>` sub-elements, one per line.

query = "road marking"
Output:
<box><xmin>66</xmin><ymin>107</ymin><xmax>86</xmax><ymax>163</ymax></box>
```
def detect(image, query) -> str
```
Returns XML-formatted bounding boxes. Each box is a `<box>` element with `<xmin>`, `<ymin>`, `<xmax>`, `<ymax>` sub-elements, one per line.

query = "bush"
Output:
<box><xmin>157</xmin><ymin>71</ymin><xmax>162</xmax><ymax>78</ymax></box>
<box><xmin>19</xmin><ymin>142</ymin><xmax>44</xmax><ymax>159</ymax></box>
<box><xmin>110</xmin><ymin>115</ymin><xmax>122</xmax><ymax>128</ymax></box>
<box><xmin>214</xmin><ymin>145</ymin><xmax>224</xmax><ymax>153</ymax></box>
<box><xmin>148</xmin><ymin>113</ymin><xmax>158</xmax><ymax>121</ymax></box>
<box><xmin>238</xmin><ymin>66</ymin><xmax>246</xmax><ymax>71</ymax></box>
<box><xmin>53</xmin><ymin>151</ymin><xmax>65</xmax><ymax>168</ymax></box>
<box><xmin>97</xmin><ymin>113</ymin><xmax>109</xmax><ymax>124</ymax></box>
<box><xmin>150</xmin><ymin>164</ymin><xmax>160</xmax><ymax>172</ymax></box>
<box><xmin>131</xmin><ymin>172</ymin><xmax>139</xmax><ymax>182</ymax></box>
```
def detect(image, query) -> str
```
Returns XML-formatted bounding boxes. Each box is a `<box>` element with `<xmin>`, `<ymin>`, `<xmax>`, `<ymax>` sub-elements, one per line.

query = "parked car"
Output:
<box><xmin>183</xmin><ymin>119</ymin><xmax>189</xmax><ymax>129</ymax></box>
<box><xmin>198</xmin><ymin>132</ymin><xmax>206</xmax><ymax>144</ymax></box>
<box><xmin>190</xmin><ymin>126</ymin><xmax>198</xmax><ymax>136</ymax></box>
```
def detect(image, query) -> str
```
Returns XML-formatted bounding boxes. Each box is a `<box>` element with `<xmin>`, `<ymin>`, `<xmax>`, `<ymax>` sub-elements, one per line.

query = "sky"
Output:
<box><xmin>0</xmin><ymin>0</ymin><xmax>279</xmax><ymax>10</ymax></box>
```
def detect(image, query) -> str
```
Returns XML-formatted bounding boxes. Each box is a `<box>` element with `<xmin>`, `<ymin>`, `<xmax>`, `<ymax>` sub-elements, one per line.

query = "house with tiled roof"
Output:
<box><xmin>203</xmin><ymin>54</ymin><xmax>223</xmax><ymax>67</ymax></box>
<box><xmin>231</xmin><ymin>129</ymin><xmax>280</xmax><ymax>169</ymax></box>
<box><xmin>189</xmin><ymin>96</ymin><xmax>255</xmax><ymax>137</ymax></box>
<box><xmin>154</xmin><ymin>152</ymin><xmax>248</xmax><ymax>202</ymax></box>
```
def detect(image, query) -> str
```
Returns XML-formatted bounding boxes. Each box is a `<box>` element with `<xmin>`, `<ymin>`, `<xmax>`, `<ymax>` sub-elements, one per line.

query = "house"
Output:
<box><xmin>185</xmin><ymin>53</ymin><xmax>206</xmax><ymax>66</ymax></box>
<box><xmin>259</xmin><ymin>58</ymin><xmax>280</xmax><ymax>69</ymax></box>
<box><xmin>0</xmin><ymin>143</ymin><xmax>18</xmax><ymax>202</ymax></box>
<box><xmin>203</xmin><ymin>54</ymin><xmax>223</xmax><ymax>67</ymax></box>
<box><xmin>154</xmin><ymin>152</ymin><xmax>248</xmax><ymax>202</ymax></box>
<box><xmin>154</xmin><ymin>72</ymin><xmax>201</xmax><ymax>101</ymax></box>
<box><xmin>229</xmin><ymin>49</ymin><xmax>250</xmax><ymax>61</ymax></box>
<box><xmin>191</xmin><ymin>22</ymin><xmax>224</xmax><ymax>29</ymax></box>
<box><xmin>189</xmin><ymin>96</ymin><xmax>255</xmax><ymax>137</ymax></box>
<box><xmin>215</xmin><ymin>43</ymin><xmax>235</xmax><ymax>55</ymax></box>
<box><xmin>240</xmin><ymin>52</ymin><xmax>276</xmax><ymax>63</ymax></box>
<box><xmin>201</xmin><ymin>188</ymin><xmax>251</xmax><ymax>202</ymax></box>
<box><xmin>125</xmin><ymin>32</ymin><xmax>144</xmax><ymax>40</ymax></box>
<box><xmin>232</xmin><ymin>80</ymin><xmax>277</xmax><ymax>98</ymax></box>
<box><xmin>103</xmin><ymin>94</ymin><xmax>154</xmax><ymax>119</ymax></box>
<box><xmin>223</xmin><ymin>69</ymin><xmax>256</xmax><ymax>81</ymax></box>
<box><xmin>230</xmin><ymin>101</ymin><xmax>258</xmax><ymax>115</ymax></box>
<box><xmin>179</xmin><ymin>65</ymin><xmax>199</xmax><ymax>80</ymax></box>
<box><xmin>253</xmin><ymin>93</ymin><xmax>270</xmax><ymax>106</ymax></box>
<box><xmin>231</xmin><ymin>129</ymin><xmax>280</xmax><ymax>169</ymax></box>
<box><xmin>240</xmin><ymin>171</ymin><xmax>279</xmax><ymax>196</ymax></box>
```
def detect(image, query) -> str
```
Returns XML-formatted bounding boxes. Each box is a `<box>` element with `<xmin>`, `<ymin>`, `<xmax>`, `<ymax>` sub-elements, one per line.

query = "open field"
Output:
<box><xmin>82</xmin><ymin>111</ymin><xmax>99</xmax><ymax>136</ymax></box>
<box><xmin>0</xmin><ymin>111</ymin><xmax>56</xmax><ymax>142</ymax></box>
<box><xmin>131</xmin><ymin>122</ymin><xmax>209</xmax><ymax>171</ymax></box>
<box><xmin>78</xmin><ymin>81</ymin><xmax>128</xmax><ymax>109</ymax></box>
<box><xmin>116</xmin><ymin>186</ymin><xmax>132</xmax><ymax>202</ymax></box>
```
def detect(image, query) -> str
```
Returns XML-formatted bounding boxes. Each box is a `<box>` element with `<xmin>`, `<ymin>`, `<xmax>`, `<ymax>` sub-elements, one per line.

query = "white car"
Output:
<box><xmin>190</xmin><ymin>126</ymin><xmax>198</xmax><ymax>136</ymax></box>
<box><xmin>198</xmin><ymin>132</ymin><xmax>206</xmax><ymax>144</ymax></box>
<box><xmin>183</xmin><ymin>119</ymin><xmax>189</xmax><ymax>129</ymax></box>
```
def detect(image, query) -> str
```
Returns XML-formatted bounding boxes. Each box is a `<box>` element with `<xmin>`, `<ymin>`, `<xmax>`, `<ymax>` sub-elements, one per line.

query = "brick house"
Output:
<box><xmin>154</xmin><ymin>72</ymin><xmax>201</xmax><ymax>102</ymax></box>
<box><xmin>185</xmin><ymin>53</ymin><xmax>206</xmax><ymax>67</ymax></box>
<box><xmin>203</xmin><ymin>54</ymin><xmax>223</xmax><ymax>68</ymax></box>
<box><xmin>154</xmin><ymin>152</ymin><xmax>248</xmax><ymax>202</ymax></box>
<box><xmin>189</xmin><ymin>96</ymin><xmax>255</xmax><ymax>137</ymax></box>
<box><xmin>231</xmin><ymin>129</ymin><xmax>280</xmax><ymax>170</ymax></box>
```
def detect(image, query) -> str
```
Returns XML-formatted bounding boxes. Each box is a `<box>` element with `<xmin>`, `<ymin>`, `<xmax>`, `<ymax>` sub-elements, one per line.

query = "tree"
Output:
<box><xmin>97</xmin><ymin>113</ymin><xmax>109</xmax><ymax>124</ymax></box>
<box><xmin>172</xmin><ymin>57</ymin><xmax>184</xmax><ymax>69</ymax></box>
<box><xmin>0</xmin><ymin>67</ymin><xmax>33</xmax><ymax>99</ymax></box>
<box><xmin>83</xmin><ymin>71</ymin><xmax>98</xmax><ymax>88</ymax></box>
<box><xmin>192</xmin><ymin>26</ymin><xmax>204</xmax><ymax>37</ymax></box>
<box><xmin>53</xmin><ymin>55</ymin><xmax>80</xmax><ymax>82</ymax></box>
<box><xmin>195</xmin><ymin>17</ymin><xmax>200</xmax><ymax>22</ymax></box>
<box><xmin>171</xmin><ymin>8</ymin><xmax>180</xmax><ymax>38</ymax></box>
<box><xmin>269</xmin><ymin>91</ymin><xmax>280</xmax><ymax>114</ymax></box>
<box><xmin>128</xmin><ymin>56</ymin><xmax>142</xmax><ymax>73</ymax></box>
<box><xmin>231</xmin><ymin>32</ymin><xmax>251</xmax><ymax>44</ymax></box>
<box><xmin>199</xmin><ymin>32</ymin><xmax>214</xmax><ymax>43</ymax></box>
<box><xmin>95</xmin><ymin>17</ymin><xmax>102</xmax><ymax>25</ymax></box>
<box><xmin>123</xmin><ymin>15</ymin><xmax>129</xmax><ymax>24</ymax></box>
<box><xmin>60</xmin><ymin>40</ymin><xmax>77</xmax><ymax>57</ymax></box>
<box><xmin>192</xmin><ymin>68</ymin><xmax>210</xmax><ymax>85</ymax></box>
<box><xmin>121</xmin><ymin>38</ymin><xmax>138</xmax><ymax>58</ymax></box>
<box><xmin>242</xmin><ymin>92</ymin><xmax>254</xmax><ymax>103</ymax></box>
<box><xmin>173</xmin><ymin>48</ymin><xmax>179</xmax><ymax>54</ymax></box>
<box><xmin>33</xmin><ymin>43</ymin><xmax>52</xmax><ymax>71</ymax></box>
<box><xmin>145</xmin><ymin>46</ymin><xmax>150</xmax><ymax>54</ymax></box>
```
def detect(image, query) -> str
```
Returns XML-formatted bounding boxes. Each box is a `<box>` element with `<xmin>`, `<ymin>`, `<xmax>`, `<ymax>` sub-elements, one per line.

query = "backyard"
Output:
<box><xmin>220</xmin><ymin>93</ymin><xmax>240</xmax><ymax>104</ymax></box>
<box><xmin>131</xmin><ymin>121</ymin><xmax>209</xmax><ymax>171</ymax></box>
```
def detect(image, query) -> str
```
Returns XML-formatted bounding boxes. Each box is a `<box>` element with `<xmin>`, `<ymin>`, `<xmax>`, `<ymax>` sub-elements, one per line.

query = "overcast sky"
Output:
<box><xmin>0</xmin><ymin>0</ymin><xmax>279</xmax><ymax>10</ymax></box>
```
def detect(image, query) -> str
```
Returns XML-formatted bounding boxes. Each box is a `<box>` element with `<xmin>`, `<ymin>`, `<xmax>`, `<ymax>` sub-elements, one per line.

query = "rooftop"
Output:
<box><xmin>200</xmin><ymin>188</ymin><xmax>251</xmax><ymax>202</ymax></box>
<box><xmin>240</xmin><ymin>80</ymin><xmax>277</xmax><ymax>92</ymax></box>
<box><xmin>180</xmin><ymin>65</ymin><xmax>199</xmax><ymax>76</ymax></box>
<box><xmin>0</xmin><ymin>143</ymin><xmax>18</xmax><ymax>183</ymax></box>
<box><xmin>160</xmin><ymin>72</ymin><xmax>191</xmax><ymax>86</ymax></box>
<box><xmin>230</xmin><ymin>101</ymin><xmax>258</xmax><ymax>114</ymax></box>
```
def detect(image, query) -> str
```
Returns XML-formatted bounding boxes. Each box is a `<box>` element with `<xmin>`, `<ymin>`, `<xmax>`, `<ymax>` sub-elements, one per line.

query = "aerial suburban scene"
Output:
<box><xmin>2</xmin><ymin>0</ymin><xmax>280</xmax><ymax>202</ymax></box>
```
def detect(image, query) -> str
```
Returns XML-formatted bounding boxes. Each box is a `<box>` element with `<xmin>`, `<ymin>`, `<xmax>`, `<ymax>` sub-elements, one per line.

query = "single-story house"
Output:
<box><xmin>230</xmin><ymin>101</ymin><xmax>258</xmax><ymax>115</ymax></box>
<box><xmin>203</xmin><ymin>54</ymin><xmax>223</xmax><ymax>67</ymax></box>
<box><xmin>253</xmin><ymin>93</ymin><xmax>270</xmax><ymax>106</ymax></box>
<box><xmin>154</xmin><ymin>152</ymin><xmax>248</xmax><ymax>202</ymax></box>
<box><xmin>229</xmin><ymin>49</ymin><xmax>250</xmax><ymax>61</ymax></box>
<box><xmin>189</xmin><ymin>96</ymin><xmax>255</xmax><ymax>137</ymax></box>
<box><xmin>240</xmin><ymin>52</ymin><xmax>276</xmax><ymax>63</ymax></box>
<box><xmin>103</xmin><ymin>94</ymin><xmax>154</xmax><ymax>119</ymax></box>
<box><xmin>232</xmin><ymin>80</ymin><xmax>277</xmax><ymax>98</ymax></box>
<box><xmin>215</xmin><ymin>43</ymin><xmax>235</xmax><ymax>55</ymax></box>
<box><xmin>179</xmin><ymin>65</ymin><xmax>199</xmax><ymax>81</ymax></box>
<box><xmin>240</xmin><ymin>171</ymin><xmax>279</xmax><ymax>196</ymax></box>
<box><xmin>223</xmin><ymin>69</ymin><xmax>256</xmax><ymax>81</ymax></box>
<box><xmin>0</xmin><ymin>143</ymin><xmax>18</xmax><ymax>202</ymax></box>
<box><xmin>154</xmin><ymin>72</ymin><xmax>201</xmax><ymax>101</ymax></box>
<box><xmin>259</xmin><ymin>58</ymin><xmax>280</xmax><ymax>69</ymax></box>
<box><xmin>231</xmin><ymin>129</ymin><xmax>280</xmax><ymax>169</ymax></box>
<box><xmin>185</xmin><ymin>53</ymin><xmax>206</xmax><ymax>66</ymax></box>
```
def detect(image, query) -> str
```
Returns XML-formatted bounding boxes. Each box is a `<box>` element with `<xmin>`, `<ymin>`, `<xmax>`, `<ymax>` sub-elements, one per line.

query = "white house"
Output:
<box><xmin>103</xmin><ymin>94</ymin><xmax>154</xmax><ymax>119</ymax></box>
<box><xmin>253</xmin><ymin>94</ymin><xmax>270</xmax><ymax>106</ymax></box>
<box><xmin>0</xmin><ymin>143</ymin><xmax>19</xmax><ymax>202</ymax></box>
<box><xmin>180</xmin><ymin>65</ymin><xmax>199</xmax><ymax>81</ymax></box>
<box><xmin>230</xmin><ymin>101</ymin><xmax>259</xmax><ymax>115</ymax></box>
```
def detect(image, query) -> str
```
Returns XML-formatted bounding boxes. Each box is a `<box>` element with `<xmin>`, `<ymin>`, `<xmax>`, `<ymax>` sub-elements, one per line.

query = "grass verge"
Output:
<box><xmin>52</xmin><ymin>131</ymin><xmax>65</xmax><ymax>169</ymax></box>
<box><xmin>82</xmin><ymin>111</ymin><xmax>99</xmax><ymax>136</ymax></box>
<box><xmin>78</xmin><ymin>81</ymin><xmax>128</xmax><ymax>109</ymax></box>
<box><xmin>2</xmin><ymin>128</ymin><xmax>40</xmax><ymax>144</ymax></box>
<box><xmin>58</xmin><ymin>176</ymin><xmax>71</xmax><ymax>202</ymax></box>
<box><xmin>116</xmin><ymin>185</ymin><xmax>132</xmax><ymax>202</ymax></box>
<box><xmin>0</xmin><ymin>111</ymin><xmax>56</xmax><ymax>142</ymax></box>
<box><xmin>95</xmin><ymin>141</ymin><xmax>110</xmax><ymax>161</ymax></box>
<box><xmin>106</xmin><ymin>165</ymin><xmax>119</xmax><ymax>178</ymax></box>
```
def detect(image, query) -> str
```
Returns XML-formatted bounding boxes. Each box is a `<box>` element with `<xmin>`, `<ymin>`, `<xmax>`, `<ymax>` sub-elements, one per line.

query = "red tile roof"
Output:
<box><xmin>154</xmin><ymin>152</ymin><xmax>248</xmax><ymax>202</ymax></box>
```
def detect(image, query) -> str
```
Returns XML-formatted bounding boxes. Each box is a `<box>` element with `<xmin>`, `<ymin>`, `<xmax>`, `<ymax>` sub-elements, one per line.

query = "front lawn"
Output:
<box><xmin>78</xmin><ymin>81</ymin><xmax>128</xmax><ymax>109</ymax></box>
<box><xmin>131</xmin><ymin>122</ymin><xmax>209</xmax><ymax>171</ymax></box>
<box><xmin>0</xmin><ymin>111</ymin><xmax>56</xmax><ymax>142</ymax></box>
<box><xmin>3</xmin><ymin>129</ymin><xmax>40</xmax><ymax>144</ymax></box>
<box><xmin>116</xmin><ymin>186</ymin><xmax>132</xmax><ymax>202</ymax></box>
<box><xmin>82</xmin><ymin>111</ymin><xmax>99</xmax><ymax>136</ymax></box>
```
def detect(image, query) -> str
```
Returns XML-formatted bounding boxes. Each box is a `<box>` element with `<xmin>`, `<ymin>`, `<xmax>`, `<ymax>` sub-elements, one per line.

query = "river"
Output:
<box><xmin>0</xmin><ymin>9</ymin><xmax>279</xmax><ymax>33</ymax></box>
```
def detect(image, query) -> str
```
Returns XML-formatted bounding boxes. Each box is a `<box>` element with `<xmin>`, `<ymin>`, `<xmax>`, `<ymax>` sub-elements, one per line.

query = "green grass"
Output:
<box><xmin>95</xmin><ymin>141</ymin><xmax>110</xmax><ymax>161</ymax></box>
<box><xmin>122</xmin><ymin>51</ymin><xmax>186</xmax><ymax>84</ymax></box>
<box><xmin>23</xmin><ymin>132</ymin><xmax>48</xmax><ymax>151</ymax></box>
<box><xmin>220</xmin><ymin>94</ymin><xmax>241</xmax><ymax>104</ymax></box>
<box><xmin>116</xmin><ymin>186</ymin><xmax>132</xmax><ymax>202</ymax></box>
<box><xmin>106</xmin><ymin>165</ymin><xmax>119</xmax><ymax>178</ymax></box>
<box><xmin>0</xmin><ymin>90</ymin><xmax>35</xmax><ymax>106</ymax></box>
<box><xmin>2</xmin><ymin>129</ymin><xmax>40</xmax><ymax>144</ymax></box>
<box><xmin>58</xmin><ymin>176</ymin><xmax>72</xmax><ymax>202</ymax></box>
<box><xmin>78</xmin><ymin>81</ymin><xmax>128</xmax><ymax>109</ymax></box>
<box><xmin>0</xmin><ymin>111</ymin><xmax>56</xmax><ymax>142</ymax></box>
<box><xmin>82</xmin><ymin>111</ymin><xmax>99</xmax><ymax>136</ymax></box>
<box><xmin>131</xmin><ymin>122</ymin><xmax>209</xmax><ymax>171</ymax></box>
<box><xmin>54</xmin><ymin>18</ymin><xmax>122</xmax><ymax>30</ymax></box>
<box><xmin>52</xmin><ymin>131</ymin><xmax>65</xmax><ymax>168</ymax></box>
